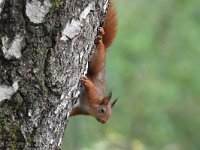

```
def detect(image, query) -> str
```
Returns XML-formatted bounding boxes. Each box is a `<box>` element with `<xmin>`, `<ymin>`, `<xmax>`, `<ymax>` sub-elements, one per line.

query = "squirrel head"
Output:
<box><xmin>94</xmin><ymin>92</ymin><xmax>118</xmax><ymax>124</ymax></box>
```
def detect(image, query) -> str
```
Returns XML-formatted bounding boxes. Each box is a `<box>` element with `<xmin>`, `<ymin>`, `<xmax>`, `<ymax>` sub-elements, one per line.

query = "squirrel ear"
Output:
<box><xmin>100</xmin><ymin>97</ymin><xmax>110</xmax><ymax>105</ymax></box>
<box><xmin>107</xmin><ymin>91</ymin><xmax>112</xmax><ymax>100</ymax></box>
<box><xmin>100</xmin><ymin>92</ymin><xmax>112</xmax><ymax>105</ymax></box>
<box><xmin>111</xmin><ymin>98</ymin><xmax>118</xmax><ymax>108</ymax></box>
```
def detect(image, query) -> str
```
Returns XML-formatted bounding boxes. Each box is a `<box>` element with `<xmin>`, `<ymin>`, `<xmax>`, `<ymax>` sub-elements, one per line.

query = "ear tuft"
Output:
<box><xmin>111</xmin><ymin>98</ymin><xmax>118</xmax><ymax>108</ymax></box>
<box><xmin>107</xmin><ymin>91</ymin><xmax>112</xmax><ymax>100</ymax></box>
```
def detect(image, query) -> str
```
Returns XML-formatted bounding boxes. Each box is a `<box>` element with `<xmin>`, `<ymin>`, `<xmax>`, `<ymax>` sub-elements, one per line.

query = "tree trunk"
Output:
<box><xmin>0</xmin><ymin>0</ymin><xmax>108</xmax><ymax>149</ymax></box>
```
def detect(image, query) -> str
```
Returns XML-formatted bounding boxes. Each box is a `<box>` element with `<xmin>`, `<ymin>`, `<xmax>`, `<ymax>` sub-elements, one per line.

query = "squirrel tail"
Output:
<box><xmin>102</xmin><ymin>3</ymin><xmax>118</xmax><ymax>48</ymax></box>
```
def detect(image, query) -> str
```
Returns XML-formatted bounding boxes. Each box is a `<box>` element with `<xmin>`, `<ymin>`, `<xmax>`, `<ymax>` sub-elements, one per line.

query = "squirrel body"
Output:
<box><xmin>70</xmin><ymin>3</ymin><xmax>118</xmax><ymax>124</ymax></box>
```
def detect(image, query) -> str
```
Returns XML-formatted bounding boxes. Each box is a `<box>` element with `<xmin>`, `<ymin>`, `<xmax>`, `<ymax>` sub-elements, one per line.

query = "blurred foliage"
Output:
<box><xmin>62</xmin><ymin>0</ymin><xmax>200</xmax><ymax>149</ymax></box>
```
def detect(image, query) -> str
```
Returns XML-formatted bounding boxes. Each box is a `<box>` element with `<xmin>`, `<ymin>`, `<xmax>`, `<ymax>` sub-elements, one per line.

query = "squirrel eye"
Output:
<box><xmin>99</xmin><ymin>107</ymin><xmax>106</xmax><ymax>114</ymax></box>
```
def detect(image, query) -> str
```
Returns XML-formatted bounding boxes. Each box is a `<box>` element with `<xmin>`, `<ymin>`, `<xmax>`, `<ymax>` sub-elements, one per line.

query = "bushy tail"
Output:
<box><xmin>102</xmin><ymin>3</ymin><xmax>118</xmax><ymax>48</ymax></box>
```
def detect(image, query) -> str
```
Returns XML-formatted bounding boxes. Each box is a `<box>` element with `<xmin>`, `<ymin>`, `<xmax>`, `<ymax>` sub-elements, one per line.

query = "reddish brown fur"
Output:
<box><xmin>70</xmin><ymin>2</ymin><xmax>118</xmax><ymax>123</ymax></box>
<box><xmin>103</xmin><ymin>3</ymin><xmax>118</xmax><ymax>48</ymax></box>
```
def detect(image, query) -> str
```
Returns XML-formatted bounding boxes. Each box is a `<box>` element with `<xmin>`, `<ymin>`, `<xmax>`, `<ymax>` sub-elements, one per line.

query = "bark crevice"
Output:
<box><xmin>0</xmin><ymin>0</ymin><xmax>108</xmax><ymax>149</ymax></box>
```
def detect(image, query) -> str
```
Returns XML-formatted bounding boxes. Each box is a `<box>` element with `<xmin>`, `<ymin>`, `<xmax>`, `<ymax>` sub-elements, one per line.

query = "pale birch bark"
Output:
<box><xmin>0</xmin><ymin>0</ymin><xmax>109</xmax><ymax>149</ymax></box>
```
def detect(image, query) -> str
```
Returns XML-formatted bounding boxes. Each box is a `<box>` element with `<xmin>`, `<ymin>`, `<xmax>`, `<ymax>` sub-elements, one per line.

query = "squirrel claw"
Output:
<box><xmin>95</xmin><ymin>36</ymin><xmax>102</xmax><ymax>44</ymax></box>
<box><xmin>98</xmin><ymin>27</ymin><xmax>105</xmax><ymax>36</ymax></box>
<box><xmin>81</xmin><ymin>76</ymin><xmax>94</xmax><ymax>90</ymax></box>
<box><xmin>81</xmin><ymin>76</ymin><xmax>88</xmax><ymax>84</ymax></box>
<box><xmin>95</xmin><ymin>27</ymin><xmax>105</xmax><ymax>44</ymax></box>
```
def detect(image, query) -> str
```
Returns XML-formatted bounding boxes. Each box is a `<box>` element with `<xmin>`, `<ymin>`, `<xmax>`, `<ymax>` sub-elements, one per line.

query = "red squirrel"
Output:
<box><xmin>70</xmin><ymin>3</ymin><xmax>118</xmax><ymax>124</ymax></box>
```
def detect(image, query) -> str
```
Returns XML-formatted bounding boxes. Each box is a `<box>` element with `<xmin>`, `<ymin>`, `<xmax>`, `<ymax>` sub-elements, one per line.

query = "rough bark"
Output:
<box><xmin>0</xmin><ymin>0</ymin><xmax>109</xmax><ymax>149</ymax></box>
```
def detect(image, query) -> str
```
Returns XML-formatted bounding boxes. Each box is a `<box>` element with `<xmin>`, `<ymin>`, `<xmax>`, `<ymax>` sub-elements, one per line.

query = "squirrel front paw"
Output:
<box><xmin>95</xmin><ymin>27</ymin><xmax>105</xmax><ymax>44</ymax></box>
<box><xmin>81</xmin><ymin>76</ymin><xmax>88</xmax><ymax>84</ymax></box>
<box><xmin>81</xmin><ymin>76</ymin><xmax>94</xmax><ymax>90</ymax></box>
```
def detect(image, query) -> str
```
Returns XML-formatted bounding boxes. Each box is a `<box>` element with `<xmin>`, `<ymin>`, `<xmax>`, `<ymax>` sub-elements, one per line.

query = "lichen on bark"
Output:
<box><xmin>0</xmin><ymin>0</ymin><xmax>109</xmax><ymax>149</ymax></box>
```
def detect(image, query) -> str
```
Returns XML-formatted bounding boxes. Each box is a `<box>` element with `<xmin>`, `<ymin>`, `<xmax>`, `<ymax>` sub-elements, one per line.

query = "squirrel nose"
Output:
<box><xmin>101</xmin><ymin>120</ymin><xmax>106</xmax><ymax>124</ymax></box>
<box><xmin>97</xmin><ymin>118</ymin><xmax>106</xmax><ymax>124</ymax></box>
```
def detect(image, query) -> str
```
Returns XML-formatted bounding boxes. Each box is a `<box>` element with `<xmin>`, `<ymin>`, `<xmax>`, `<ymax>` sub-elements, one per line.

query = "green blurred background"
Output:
<box><xmin>62</xmin><ymin>0</ymin><xmax>200</xmax><ymax>149</ymax></box>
